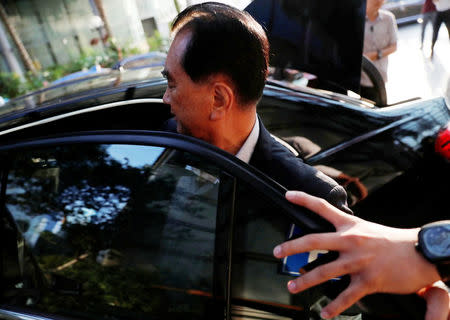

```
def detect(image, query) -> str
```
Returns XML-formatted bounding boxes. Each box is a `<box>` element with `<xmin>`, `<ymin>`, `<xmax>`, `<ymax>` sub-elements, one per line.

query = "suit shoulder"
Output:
<box><xmin>269</xmin><ymin>138</ymin><xmax>351</xmax><ymax>213</ymax></box>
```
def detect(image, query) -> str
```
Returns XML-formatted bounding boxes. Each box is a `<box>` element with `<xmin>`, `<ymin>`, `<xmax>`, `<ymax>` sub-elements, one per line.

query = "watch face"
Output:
<box><xmin>423</xmin><ymin>225</ymin><xmax>450</xmax><ymax>258</ymax></box>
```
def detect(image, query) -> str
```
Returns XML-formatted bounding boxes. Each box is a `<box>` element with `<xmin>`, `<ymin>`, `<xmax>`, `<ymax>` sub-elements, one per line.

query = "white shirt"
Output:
<box><xmin>435</xmin><ymin>0</ymin><xmax>450</xmax><ymax>11</ymax></box>
<box><xmin>235</xmin><ymin>117</ymin><xmax>260</xmax><ymax>164</ymax></box>
<box><xmin>360</xmin><ymin>10</ymin><xmax>398</xmax><ymax>87</ymax></box>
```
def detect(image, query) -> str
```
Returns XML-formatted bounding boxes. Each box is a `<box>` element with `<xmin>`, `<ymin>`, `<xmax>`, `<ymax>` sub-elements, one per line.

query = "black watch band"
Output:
<box><xmin>377</xmin><ymin>49</ymin><xmax>382</xmax><ymax>60</ymax></box>
<box><xmin>417</xmin><ymin>220</ymin><xmax>450</xmax><ymax>284</ymax></box>
<box><xmin>437</xmin><ymin>262</ymin><xmax>450</xmax><ymax>284</ymax></box>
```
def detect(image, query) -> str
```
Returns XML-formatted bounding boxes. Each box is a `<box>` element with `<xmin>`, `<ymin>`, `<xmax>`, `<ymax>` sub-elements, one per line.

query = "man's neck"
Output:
<box><xmin>210</xmin><ymin>111</ymin><xmax>256</xmax><ymax>155</ymax></box>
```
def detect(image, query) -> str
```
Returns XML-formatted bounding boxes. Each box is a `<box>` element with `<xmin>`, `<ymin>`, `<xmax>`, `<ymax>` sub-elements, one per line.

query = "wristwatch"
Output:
<box><xmin>377</xmin><ymin>49</ymin><xmax>383</xmax><ymax>60</ymax></box>
<box><xmin>416</xmin><ymin>220</ymin><xmax>450</xmax><ymax>283</ymax></box>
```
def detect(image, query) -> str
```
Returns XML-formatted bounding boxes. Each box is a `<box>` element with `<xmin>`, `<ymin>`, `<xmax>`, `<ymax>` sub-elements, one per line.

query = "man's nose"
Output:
<box><xmin>163</xmin><ymin>89</ymin><xmax>170</xmax><ymax>105</ymax></box>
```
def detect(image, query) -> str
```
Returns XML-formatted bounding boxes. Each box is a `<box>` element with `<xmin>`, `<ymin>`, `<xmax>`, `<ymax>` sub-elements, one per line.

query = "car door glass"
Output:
<box><xmin>257</xmin><ymin>96</ymin><xmax>384</xmax><ymax>159</ymax></box>
<box><xmin>231</xmin><ymin>181</ymin><xmax>339</xmax><ymax>319</ymax></box>
<box><xmin>2</xmin><ymin>143</ymin><xmax>222</xmax><ymax>320</ymax></box>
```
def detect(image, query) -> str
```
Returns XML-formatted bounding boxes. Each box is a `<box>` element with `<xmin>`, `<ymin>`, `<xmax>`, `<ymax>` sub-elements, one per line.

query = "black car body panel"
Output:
<box><xmin>0</xmin><ymin>72</ymin><xmax>448</xmax><ymax>320</ymax></box>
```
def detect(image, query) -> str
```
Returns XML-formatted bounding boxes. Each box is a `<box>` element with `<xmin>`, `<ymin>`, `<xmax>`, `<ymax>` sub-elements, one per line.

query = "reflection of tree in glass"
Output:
<box><xmin>36</xmin><ymin>257</ymin><xmax>169</xmax><ymax>317</ymax></box>
<box><xmin>60</xmin><ymin>183</ymin><xmax>130</xmax><ymax>227</ymax></box>
<box><xmin>6</xmin><ymin>145</ymin><xmax>216</xmax><ymax>318</ymax></box>
<box><xmin>7</xmin><ymin>145</ymin><xmax>119</xmax><ymax>219</ymax></box>
<box><xmin>7</xmin><ymin>175</ymin><xmax>61</xmax><ymax>216</ymax></box>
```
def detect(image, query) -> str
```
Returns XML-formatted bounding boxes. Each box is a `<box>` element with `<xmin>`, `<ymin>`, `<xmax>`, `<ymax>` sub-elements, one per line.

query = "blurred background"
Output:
<box><xmin>0</xmin><ymin>0</ymin><xmax>448</xmax><ymax>104</ymax></box>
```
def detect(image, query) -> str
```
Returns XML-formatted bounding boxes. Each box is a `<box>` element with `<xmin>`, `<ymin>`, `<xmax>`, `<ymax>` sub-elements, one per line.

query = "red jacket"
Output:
<box><xmin>422</xmin><ymin>0</ymin><xmax>436</xmax><ymax>13</ymax></box>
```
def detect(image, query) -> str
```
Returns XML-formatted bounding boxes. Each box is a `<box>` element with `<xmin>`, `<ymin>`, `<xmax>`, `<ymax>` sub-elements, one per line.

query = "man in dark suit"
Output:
<box><xmin>161</xmin><ymin>2</ymin><xmax>350</xmax><ymax>213</ymax></box>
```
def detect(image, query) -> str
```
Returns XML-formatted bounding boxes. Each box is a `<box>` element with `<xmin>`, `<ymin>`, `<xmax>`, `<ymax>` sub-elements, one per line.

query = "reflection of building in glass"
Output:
<box><xmin>60</xmin><ymin>184</ymin><xmax>130</xmax><ymax>226</ymax></box>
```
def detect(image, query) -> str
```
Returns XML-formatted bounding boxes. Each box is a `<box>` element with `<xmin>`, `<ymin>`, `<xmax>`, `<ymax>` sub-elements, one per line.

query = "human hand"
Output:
<box><xmin>273</xmin><ymin>191</ymin><xmax>441</xmax><ymax>319</ymax></box>
<box><xmin>364</xmin><ymin>51</ymin><xmax>378</xmax><ymax>61</ymax></box>
<box><xmin>420</xmin><ymin>283</ymin><xmax>450</xmax><ymax>320</ymax></box>
<box><xmin>418</xmin><ymin>282</ymin><xmax>450</xmax><ymax>320</ymax></box>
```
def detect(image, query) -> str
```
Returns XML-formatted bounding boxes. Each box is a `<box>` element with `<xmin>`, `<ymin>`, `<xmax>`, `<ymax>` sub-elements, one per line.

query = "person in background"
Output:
<box><xmin>274</xmin><ymin>190</ymin><xmax>450</xmax><ymax>320</ymax></box>
<box><xmin>420</xmin><ymin>0</ymin><xmax>437</xmax><ymax>49</ymax></box>
<box><xmin>431</xmin><ymin>0</ymin><xmax>450</xmax><ymax>57</ymax></box>
<box><xmin>360</xmin><ymin>0</ymin><xmax>398</xmax><ymax>105</ymax></box>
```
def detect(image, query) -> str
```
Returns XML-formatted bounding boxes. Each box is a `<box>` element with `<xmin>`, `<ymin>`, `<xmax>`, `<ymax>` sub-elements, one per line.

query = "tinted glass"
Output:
<box><xmin>230</xmin><ymin>181</ymin><xmax>354</xmax><ymax>319</ymax></box>
<box><xmin>258</xmin><ymin>95</ymin><xmax>382</xmax><ymax>157</ymax></box>
<box><xmin>2</xmin><ymin>143</ymin><xmax>222</xmax><ymax>319</ymax></box>
<box><xmin>230</xmin><ymin>182</ymin><xmax>306</xmax><ymax>319</ymax></box>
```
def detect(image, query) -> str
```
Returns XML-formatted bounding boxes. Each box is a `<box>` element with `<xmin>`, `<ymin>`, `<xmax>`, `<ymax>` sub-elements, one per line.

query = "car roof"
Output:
<box><xmin>112</xmin><ymin>51</ymin><xmax>167</xmax><ymax>70</ymax></box>
<box><xmin>51</xmin><ymin>65</ymin><xmax>111</xmax><ymax>85</ymax></box>
<box><xmin>0</xmin><ymin>66</ymin><xmax>165</xmax><ymax>122</ymax></box>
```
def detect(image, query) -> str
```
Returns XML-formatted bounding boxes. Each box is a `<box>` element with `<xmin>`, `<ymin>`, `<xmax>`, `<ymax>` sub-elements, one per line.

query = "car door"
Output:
<box><xmin>0</xmin><ymin>132</ymin><xmax>231</xmax><ymax>320</ymax></box>
<box><xmin>0</xmin><ymin>131</ymin><xmax>337</xmax><ymax>320</ymax></box>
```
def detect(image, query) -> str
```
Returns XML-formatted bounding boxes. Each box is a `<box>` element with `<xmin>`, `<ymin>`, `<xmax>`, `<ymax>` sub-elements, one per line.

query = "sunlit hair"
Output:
<box><xmin>171</xmin><ymin>2</ymin><xmax>269</xmax><ymax>106</ymax></box>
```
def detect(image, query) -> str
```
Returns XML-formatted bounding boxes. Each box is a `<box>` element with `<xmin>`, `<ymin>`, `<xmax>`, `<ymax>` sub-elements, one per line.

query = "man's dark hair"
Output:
<box><xmin>172</xmin><ymin>2</ymin><xmax>269</xmax><ymax>105</ymax></box>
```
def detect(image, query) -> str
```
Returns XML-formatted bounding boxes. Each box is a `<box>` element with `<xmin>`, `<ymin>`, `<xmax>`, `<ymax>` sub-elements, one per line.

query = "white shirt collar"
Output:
<box><xmin>235</xmin><ymin>117</ymin><xmax>259</xmax><ymax>164</ymax></box>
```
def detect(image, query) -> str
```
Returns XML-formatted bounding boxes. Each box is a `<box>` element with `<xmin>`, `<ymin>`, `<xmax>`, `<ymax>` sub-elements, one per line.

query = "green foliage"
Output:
<box><xmin>0</xmin><ymin>42</ymin><xmax>149</xmax><ymax>100</ymax></box>
<box><xmin>173</xmin><ymin>0</ymin><xmax>181</xmax><ymax>13</ymax></box>
<box><xmin>36</xmin><ymin>258</ymin><xmax>165</xmax><ymax>315</ymax></box>
<box><xmin>147</xmin><ymin>31</ymin><xmax>169</xmax><ymax>52</ymax></box>
<box><xmin>39</xmin><ymin>254</ymin><xmax>71</xmax><ymax>270</ymax></box>
<box><xmin>24</xmin><ymin>71</ymin><xmax>50</xmax><ymax>92</ymax></box>
<box><xmin>0</xmin><ymin>72</ymin><xmax>27</xmax><ymax>98</ymax></box>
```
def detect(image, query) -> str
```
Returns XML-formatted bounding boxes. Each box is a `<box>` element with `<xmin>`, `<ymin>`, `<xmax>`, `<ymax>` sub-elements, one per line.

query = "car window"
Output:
<box><xmin>257</xmin><ymin>96</ymin><xmax>378</xmax><ymax>158</ymax></box>
<box><xmin>231</xmin><ymin>181</ymin><xmax>340</xmax><ymax>319</ymax></box>
<box><xmin>1</xmin><ymin>143</ymin><xmax>223</xmax><ymax>319</ymax></box>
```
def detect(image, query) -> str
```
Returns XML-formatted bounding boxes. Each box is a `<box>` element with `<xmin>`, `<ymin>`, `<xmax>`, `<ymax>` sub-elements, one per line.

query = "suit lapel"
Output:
<box><xmin>249</xmin><ymin>118</ymin><xmax>274</xmax><ymax>170</ymax></box>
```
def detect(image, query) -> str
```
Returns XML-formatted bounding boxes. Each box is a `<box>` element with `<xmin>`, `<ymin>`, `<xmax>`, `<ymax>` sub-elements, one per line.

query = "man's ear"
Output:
<box><xmin>210</xmin><ymin>81</ymin><xmax>234</xmax><ymax>121</ymax></box>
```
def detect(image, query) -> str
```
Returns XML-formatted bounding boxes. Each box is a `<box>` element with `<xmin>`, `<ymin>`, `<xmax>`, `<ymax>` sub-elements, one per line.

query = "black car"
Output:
<box><xmin>383</xmin><ymin>0</ymin><xmax>424</xmax><ymax>25</ymax></box>
<box><xmin>0</xmin><ymin>60</ymin><xmax>448</xmax><ymax>320</ymax></box>
<box><xmin>1</xmin><ymin>0</ymin><xmax>449</xmax><ymax>319</ymax></box>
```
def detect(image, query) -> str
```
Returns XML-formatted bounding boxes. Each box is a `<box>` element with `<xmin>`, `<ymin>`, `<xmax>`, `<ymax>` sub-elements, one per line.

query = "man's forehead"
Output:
<box><xmin>164</xmin><ymin>30</ymin><xmax>192</xmax><ymax>76</ymax></box>
<box><xmin>171</xmin><ymin>29</ymin><xmax>192</xmax><ymax>52</ymax></box>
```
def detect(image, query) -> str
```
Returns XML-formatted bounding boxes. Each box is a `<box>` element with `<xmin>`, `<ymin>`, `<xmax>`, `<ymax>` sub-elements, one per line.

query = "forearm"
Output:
<box><xmin>397</xmin><ymin>227</ymin><xmax>442</xmax><ymax>291</ymax></box>
<box><xmin>365</xmin><ymin>43</ymin><xmax>397</xmax><ymax>61</ymax></box>
<box><xmin>382</xmin><ymin>43</ymin><xmax>397</xmax><ymax>57</ymax></box>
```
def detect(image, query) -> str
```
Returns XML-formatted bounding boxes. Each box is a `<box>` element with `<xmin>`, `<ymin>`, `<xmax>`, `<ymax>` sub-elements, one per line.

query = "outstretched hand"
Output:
<box><xmin>273</xmin><ymin>191</ymin><xmax>442</xmax><ymax>319</ymax></box>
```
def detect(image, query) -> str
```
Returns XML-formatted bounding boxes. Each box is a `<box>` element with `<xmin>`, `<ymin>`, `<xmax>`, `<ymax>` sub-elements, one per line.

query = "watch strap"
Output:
<box><xmin>417</xmin><ymin>220</ymin><xmax>450</xmax><ymax>284</ymax></box>
<box><xmin>437</xmin><ymin>262</ymin><xmax>450</xmax><ymax>284</ymax></box>
<box><xmin>377</xmin><ymin>49</ymin><xmax>382</xmax><ymax>60</ymax></box>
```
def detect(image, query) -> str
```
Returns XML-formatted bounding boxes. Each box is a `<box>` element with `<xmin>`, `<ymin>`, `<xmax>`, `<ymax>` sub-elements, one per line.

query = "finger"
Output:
<box><xmin>287</xmin><ymin>258</ymin><xmax>362</xmax><ymax>294</ymax></box>
<box><xmin>274</xmin><ymin>232</ymin><xmax>342</xmax><ymax>258</ymax></box>
<box><xmin>285</xmin><ymin>191</ymin><xmax>354</xmax><ymax>227</ymax></box>
<box><xmin>320</xmin><ymin>282</ymin><xmax>368</xmax><ymax>319</ymax></box>
<box><xmin>421</xmin><ymin>287</ymin><xmax>450</xmax><ymax>320</ymax></box>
